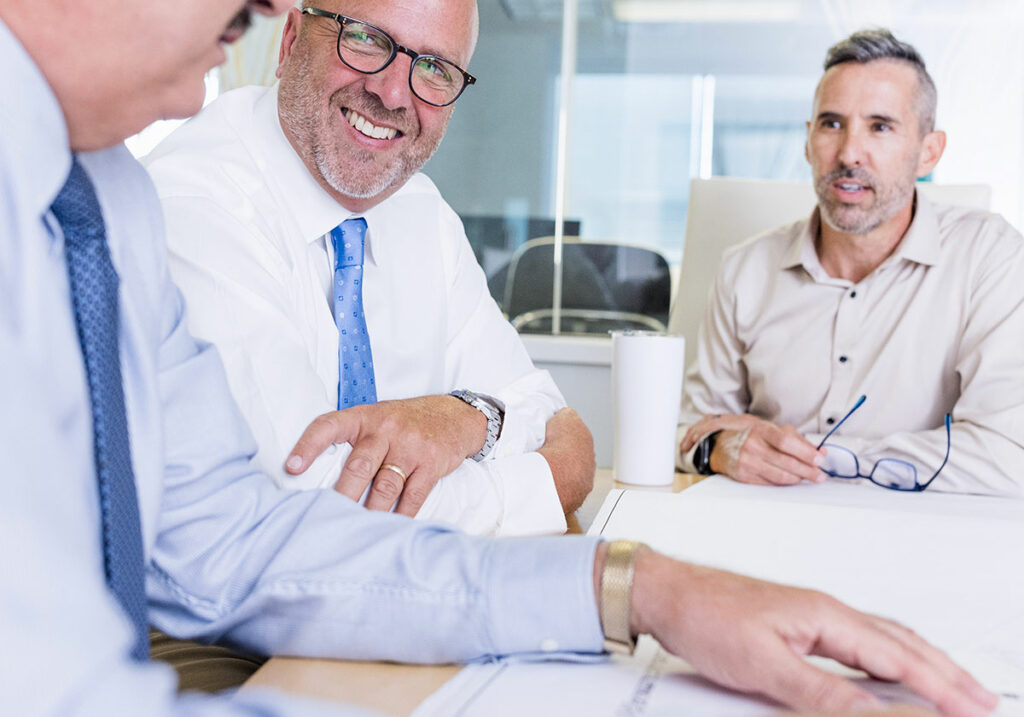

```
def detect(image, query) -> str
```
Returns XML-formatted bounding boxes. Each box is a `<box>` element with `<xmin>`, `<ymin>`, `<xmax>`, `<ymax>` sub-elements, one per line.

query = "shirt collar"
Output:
<box><xmin>254</xmin><ymin>83</ymin><xmax>398</xmax><ymax>267</ymax></box>
<box><xmin>780</xmin><ymin>188</ymin><xmax>942</xmax><ymax>278</ymax></box>
<box><xmin>1</xmin><ymin>18</ymin><xmax>72</xmax><ymax>230</ymax></box>
<box><xmin>891</xmin><ymin>191</ymin><xmax>941</xmax><ymax>267</ymax></box>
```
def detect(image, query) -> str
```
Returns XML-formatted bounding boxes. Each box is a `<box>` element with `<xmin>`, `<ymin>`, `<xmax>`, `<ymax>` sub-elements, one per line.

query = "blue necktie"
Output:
<box><xmin>330</xmin><ymin>218</ymin><xmax>377</xmax><ymax>409</ymax></box>
<box><xmin>52</xmin><ymin>157</ymin><xmax>149</xmax><ymax>661</ymax></box>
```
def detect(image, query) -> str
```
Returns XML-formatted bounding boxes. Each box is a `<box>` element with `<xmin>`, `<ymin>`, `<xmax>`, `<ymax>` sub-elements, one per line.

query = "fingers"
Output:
<box><xmin>758</xmin><ymin>648</ymin><xmax>882</xmax><ymax>714</ymax></box>
<box><xmin>681</xmin><ymin>417</ymin><xmax>718</xmax><ymax>452</ymax></box>
<box><xmin>868</xmin><ymin>619</ymin><xmax>997</xmax><ymax>712</ymax></box>
<box><xmin>394</xmin><ymin>469</ymin><xmax>437</xmax><ymax>517</ymax></box>
<box><xmin>847</xmin><ymin>618</ymin><xmax>997</xmax><ymax>717</ymax></box>
<box><xmin>811</xmin><ymin>611</ymin><xmax>998</xmax><ymax>717</ymax></box>
<box><xmin>770</xmin><ymin>425</ymin><xmax>826</xmax><ymax>469</ymax></box>
<box><xmin>680</xmin><ymin>414</ymin><xmax>757</xmax><ymax>452</ymax></box>
<box><xmin>720</xmin><ymin>423</ymin><xmax>825</xmax><ymax>486</ymax></box>
<box><xmin>286</xmin><ymin>410</ymin><xmax>361</xmax><ymax>475</ymax></box>
<box><xmin>333</xmin><ymin>434</ymin><xmax>388</xmax><ymax>501</ymax></box>
<box><xmin>363</xmin><ymin>462</ymin><xmax>409</xmax><ymax>512</ymax></box>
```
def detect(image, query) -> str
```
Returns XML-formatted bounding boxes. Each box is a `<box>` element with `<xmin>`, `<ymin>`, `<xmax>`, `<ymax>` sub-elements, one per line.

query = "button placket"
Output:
<box><xmin>820</xmin><ymin>287</ymin><xmax>859</xmax><ymax>432</ymax></box>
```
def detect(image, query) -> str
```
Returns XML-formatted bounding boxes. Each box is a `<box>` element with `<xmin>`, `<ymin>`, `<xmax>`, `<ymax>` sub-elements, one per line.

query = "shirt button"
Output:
<box><xmin>826</xmin><ymin>417</ymin><xmax>836</xmax><ymax>425</ymax></box>
<box><xmin>839</xmin><ymin>355</ymin><xmax>848</xmax><ymax>363</ymax></box>
<box><xmin>540</xmin><ymin>639</ymin><xmax>559</xmax><ymax>652</ymax></box>
<box><xmin>850</xmin><ymin>290</ymin><xmax>857</xmax><ymax>298</ymax></box>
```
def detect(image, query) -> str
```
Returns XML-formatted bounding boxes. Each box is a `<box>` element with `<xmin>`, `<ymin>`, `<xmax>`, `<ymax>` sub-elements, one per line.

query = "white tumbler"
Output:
<box><xmin>611</xmin><ymin>331</ymin><xmax>686</xmax><ymax>486</ymax></box>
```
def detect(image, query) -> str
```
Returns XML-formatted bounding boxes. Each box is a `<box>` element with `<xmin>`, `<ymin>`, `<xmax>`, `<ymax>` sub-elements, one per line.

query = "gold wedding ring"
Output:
<box><xmin>380</xmin><ymin>463</ymin><xmax>409</xmax><ymax>483</ymax></box>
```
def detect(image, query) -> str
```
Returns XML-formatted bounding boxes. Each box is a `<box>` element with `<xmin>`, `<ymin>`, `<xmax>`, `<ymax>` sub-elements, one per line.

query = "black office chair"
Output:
<box><xmin>503</xmin><ymin>238</ymin><xmax>672</xmax><ymax>335</ymax></box>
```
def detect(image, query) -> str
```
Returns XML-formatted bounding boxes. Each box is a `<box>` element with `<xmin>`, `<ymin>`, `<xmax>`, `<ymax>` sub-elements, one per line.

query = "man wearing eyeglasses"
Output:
<box><xmin>145</xmin><ymin>0</ymin><xmax>594</xmax><ymax>537</ymax></box>
<box><xmin>678</xmin><ymin>29</ymin><xmax>1024</xmax><ymax>496</ymax></box>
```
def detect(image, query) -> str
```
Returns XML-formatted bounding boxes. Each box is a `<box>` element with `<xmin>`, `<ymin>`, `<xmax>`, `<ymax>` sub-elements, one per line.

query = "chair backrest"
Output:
<box><xmin>669</xmin><ymin>176</ymin><xmax>992</xmax><ymax>367</ymax></box>
<box><xmin>504</xmin><ymin>237</ymin><xmax>672</xmax><ymax>334</ymax></box>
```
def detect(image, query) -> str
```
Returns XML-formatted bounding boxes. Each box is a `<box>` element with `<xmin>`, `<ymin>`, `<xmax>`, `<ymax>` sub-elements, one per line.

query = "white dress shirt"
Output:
<box><xmin>1</xmin><ymin>20</ymin><xmax>602</xmax><ymax>715</ymax></box>
<box><xmin>680</xmin><ymin>195</ymin><xmax>1024</xmax><ymax>496</ymax></box>
<box><xmin>144</xmin><ymin>85</ymin><xmax>567</xmax><ymax>536</ymax></box>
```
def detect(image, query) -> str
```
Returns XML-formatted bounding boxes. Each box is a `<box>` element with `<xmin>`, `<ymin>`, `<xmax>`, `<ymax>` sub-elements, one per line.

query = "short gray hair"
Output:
<box><xmin>823</xmin><ymin>28</ymin><xmax>937</xmax><ymax>135</ymax></box>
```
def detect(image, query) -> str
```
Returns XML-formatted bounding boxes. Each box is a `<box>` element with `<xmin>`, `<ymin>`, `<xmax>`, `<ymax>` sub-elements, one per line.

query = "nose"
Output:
<box><xmin>362</xmin><ymin>56</ymin><xmax>416</xmax><ymax>112</ymax></box>
<box><xmin>837</xmin><ymin>126</ymin><xmax>866</xmax><ymax>167</ymax></box>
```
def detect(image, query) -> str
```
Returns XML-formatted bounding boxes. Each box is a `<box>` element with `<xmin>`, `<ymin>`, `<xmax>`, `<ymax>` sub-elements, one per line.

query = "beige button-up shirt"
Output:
<box><xmin>681</xmin><ymin>194</ymin><xmax>1024</xmax><ymax>496</ymax></box>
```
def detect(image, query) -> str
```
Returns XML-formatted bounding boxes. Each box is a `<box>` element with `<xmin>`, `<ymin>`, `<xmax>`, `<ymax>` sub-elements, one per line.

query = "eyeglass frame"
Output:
<box><xmin>817</xmin><ymin>395</ymin><xmax>952</xmax><ymax>492</ymax></box>
<box><xmin>300</xmin><ymin>7</ymin><xmax>477</xmax><ymax>107</ymax></box>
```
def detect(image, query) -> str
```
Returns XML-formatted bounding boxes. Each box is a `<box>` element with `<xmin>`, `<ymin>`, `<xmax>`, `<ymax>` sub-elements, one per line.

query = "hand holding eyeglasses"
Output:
<box><xmin>681</xmin><ymin>413</ymin><xmax>828</xmax><ymax>486</ymax></box>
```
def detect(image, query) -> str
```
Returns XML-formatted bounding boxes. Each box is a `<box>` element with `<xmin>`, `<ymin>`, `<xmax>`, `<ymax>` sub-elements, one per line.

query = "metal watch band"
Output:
<box><xmin>448</xmin><ymin>390</ymin><xmax>504</xmax><ymax>462</ymax></box>
<box><xmin>600</xmin><ymin>539</ymin><xmax>643</xmax><ymax>655</ymax></box>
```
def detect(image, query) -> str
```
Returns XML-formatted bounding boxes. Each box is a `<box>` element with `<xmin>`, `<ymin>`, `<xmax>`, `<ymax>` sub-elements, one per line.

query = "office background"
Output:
<box><xmin>128</xmin><ymin>0</ymin><xmax>1024</xmax><ymax>462</ymax></box>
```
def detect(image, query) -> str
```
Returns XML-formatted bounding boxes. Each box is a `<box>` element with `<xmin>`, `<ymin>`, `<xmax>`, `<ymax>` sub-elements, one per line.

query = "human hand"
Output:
<box><xmin>623</xmin><ymin>548</ymin><xmax>997</xmax><ymax>716</ymax></box>
<box><xmin>537</xmin><ymin>408</ymin><xmax>595</xmax><ymax>513</ymax></box>
<box><xmin>680</xmin><ymin>413</ymin><xmax>764</xmax><ymax>453</ymax></box>
<box><xmin>285</xmin><ymin>395</ymin><xmax>487</xmax><ymax>516</ymax></box>
<box><xmin>681</xmin><ymin>413</ymin><xmax>826</xmax><ymax>486</ymax></box>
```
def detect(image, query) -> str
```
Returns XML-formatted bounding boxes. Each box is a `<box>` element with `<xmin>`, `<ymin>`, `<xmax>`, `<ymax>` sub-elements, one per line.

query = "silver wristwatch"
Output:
<box><xmin>449</xmin><ymin>390</ymin><xmax>504</xmax><ymax>461</ymax></box>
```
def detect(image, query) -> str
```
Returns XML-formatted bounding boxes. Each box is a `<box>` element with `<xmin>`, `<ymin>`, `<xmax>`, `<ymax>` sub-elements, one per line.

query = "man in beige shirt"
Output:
<box><xmin>679</xmin><ymin>28</ymin><xmax>1024</xmax><ymax>496</ymax></box>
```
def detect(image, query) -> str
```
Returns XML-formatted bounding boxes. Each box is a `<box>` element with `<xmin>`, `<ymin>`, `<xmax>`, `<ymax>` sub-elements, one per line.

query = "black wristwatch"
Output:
<box><xmin>693</xmin><ymin>430</ymin><xmax>723</xmax><ymax>475</ymax></box>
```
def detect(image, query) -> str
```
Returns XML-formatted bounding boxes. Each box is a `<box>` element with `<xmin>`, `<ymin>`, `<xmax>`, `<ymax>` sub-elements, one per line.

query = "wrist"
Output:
<box><xmin>629</xmin><ymin>549</ymin><xmax>700</xmax><ymax>638</ymax></box>
<box><xmin>708</xmin><ymin>433</ymin><xmax>728</xmax><ymax>475</ymax></box>
<box><xmin>596</xmin><ymin>540</ymin><xmax>647</xmax><ymax>654</ymax></box>
<box><xmin>694</xmin><ymin>429</ymin><xmax>722</xmax><ymax>475</ymax></box>
<box><xmin>628</xmin><ymin>544</ymin><xmax>660</xmax><ymax>637</ymax></box>
<box><xmin>448</xmin><ymin>390</ymin><xmax>503</xmax><ymax>461</ymax></box>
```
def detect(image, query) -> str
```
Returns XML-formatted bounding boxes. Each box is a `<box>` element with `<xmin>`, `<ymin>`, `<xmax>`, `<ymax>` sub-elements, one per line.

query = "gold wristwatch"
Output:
<box><xmin>599</xmin><ymin>540</ymin><xmax>643</xmax><ymax>655</ymax></box>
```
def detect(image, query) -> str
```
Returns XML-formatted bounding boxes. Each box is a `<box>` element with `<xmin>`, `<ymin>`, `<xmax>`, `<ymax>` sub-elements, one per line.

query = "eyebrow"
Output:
<box><xmin>815</xmin><ymin>111</ymin><xmax>903</xmax><ymax>126</ymax></box>
<box><xmin>867</xmin><ymin>113</ymin><xmax>901</xmax><ymax>126</ymax></box>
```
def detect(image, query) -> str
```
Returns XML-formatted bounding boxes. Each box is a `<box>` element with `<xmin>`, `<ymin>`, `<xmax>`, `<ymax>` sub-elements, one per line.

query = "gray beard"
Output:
<box><xmin>312</xmin><ymin>142</ymin><xmax>403</xmax><ymax>199</ymax></box>
<box><xmin>815</xmin><ymin>172</ymin><xmax>915</xmax><ymax>235</ymax></box>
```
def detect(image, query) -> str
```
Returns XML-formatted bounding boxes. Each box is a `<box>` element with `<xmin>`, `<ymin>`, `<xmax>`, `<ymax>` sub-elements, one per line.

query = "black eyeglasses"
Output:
<box><xmin>817</xmin><ymin>395</ymin><xmax>952</xmax><ymax>492</ymax></box>
<box><xmin>301</xmin><ymin>7</ymin><xmax>476</xmax><ymax>107</ymax></box>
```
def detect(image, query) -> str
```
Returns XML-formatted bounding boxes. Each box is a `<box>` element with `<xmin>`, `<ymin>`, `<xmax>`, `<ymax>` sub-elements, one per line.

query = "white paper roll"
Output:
<box><xmin>611</xmin><ymin>331</ymin><xmax>686</xmax><ymax>486</ymax></box>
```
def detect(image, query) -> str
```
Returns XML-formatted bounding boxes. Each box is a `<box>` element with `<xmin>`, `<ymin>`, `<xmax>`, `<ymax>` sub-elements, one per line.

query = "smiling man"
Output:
<box><xmin>145</xmin><ymin>0</ymin><xmax>594</xmax><ymax>536</ymax></box>
<box><xmin>678</xmin><ymin>29</ymin><xmax>1024</xmax><ymax>495</ymax></box>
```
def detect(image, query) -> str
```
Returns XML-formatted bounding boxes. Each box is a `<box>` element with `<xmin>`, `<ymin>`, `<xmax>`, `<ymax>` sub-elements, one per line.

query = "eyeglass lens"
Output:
<box><xmin>339</xmin><ymin>21</ymin><xmax>466</xmax><ymax>106</ymax></box>
<box><xmin>870</xmin><ymin>459</ymin><xmax>918</xmax><ymax>490</ymax></box>
<box><xmin>824</xmin><ymin>444</ymin><xmax>921</xmax><ymax>490</ymax></box>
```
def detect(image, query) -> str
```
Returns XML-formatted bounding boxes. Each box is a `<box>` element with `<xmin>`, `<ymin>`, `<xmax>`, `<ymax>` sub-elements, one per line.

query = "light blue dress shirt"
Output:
<box><xmin>0</xmin><ymin>19</ymin><xmax>603</xmax><ymax>715</ymax></box>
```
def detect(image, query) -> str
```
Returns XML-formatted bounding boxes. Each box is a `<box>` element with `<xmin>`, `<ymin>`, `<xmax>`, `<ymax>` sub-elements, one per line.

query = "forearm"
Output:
<box><xmin>538</xmin><ymin>409</ymin><xmax>595</xmax><ymax>513</ymax></box>
<box><xmin>154</xmin><ymin>473</ymin><xmax>604</xmax><ymax>660</ymax></box>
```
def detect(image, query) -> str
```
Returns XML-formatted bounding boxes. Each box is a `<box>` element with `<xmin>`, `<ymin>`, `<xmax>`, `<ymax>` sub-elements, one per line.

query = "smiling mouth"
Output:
<box><xmin>344</xmin><ymin>108</ymin><xmax>401</xmax><ymax>141</ymax></box>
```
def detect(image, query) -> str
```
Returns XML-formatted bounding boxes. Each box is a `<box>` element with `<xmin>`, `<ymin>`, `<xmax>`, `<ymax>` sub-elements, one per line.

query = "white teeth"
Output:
<box><xmin>344</xmin><ymin>109</ymin><xmax>398</xmax><ymax>141</ymax></box>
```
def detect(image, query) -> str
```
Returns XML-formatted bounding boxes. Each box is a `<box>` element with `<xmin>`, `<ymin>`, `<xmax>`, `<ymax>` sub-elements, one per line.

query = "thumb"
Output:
<box><xmin>759</xmin><ymin>650</ymin><xmax>883</xmax><ymax>714</ymax></box>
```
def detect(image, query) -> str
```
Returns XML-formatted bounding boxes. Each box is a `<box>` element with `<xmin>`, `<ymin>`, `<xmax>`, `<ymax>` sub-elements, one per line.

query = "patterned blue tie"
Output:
<box><xmin>330</xmin><ymin>218</ymin><xmax>377</xmax><ymax>409</ymax></box>
<box><xmin>52</xmin><ymin>157</ymin><xmax>149</xmax><ymax>661</ymax></box>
